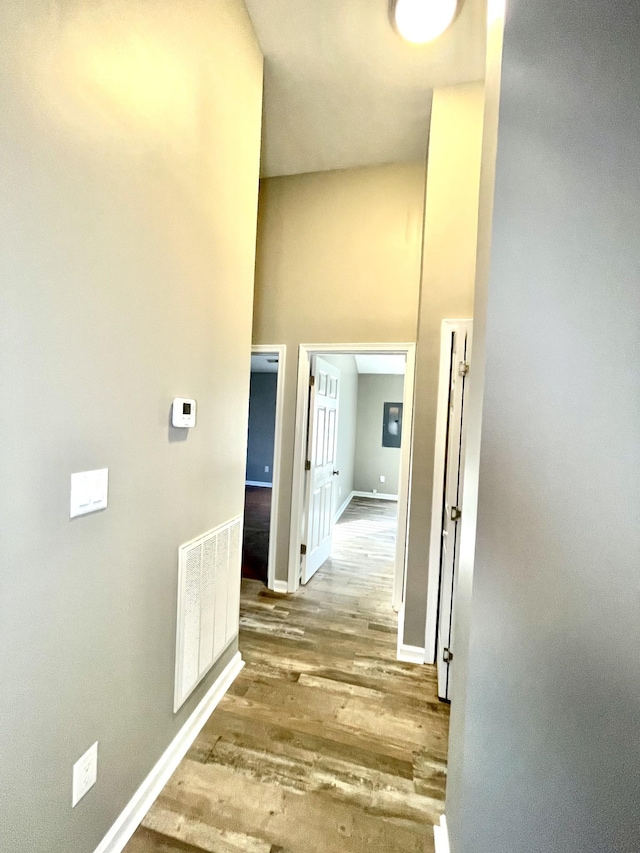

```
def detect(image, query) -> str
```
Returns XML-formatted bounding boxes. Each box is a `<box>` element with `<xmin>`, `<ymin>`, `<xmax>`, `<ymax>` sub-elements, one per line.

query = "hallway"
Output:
<box><xmin>125</xmin><ymin>498</ymin><xmax>449</xmax><ymax>853</ymax></box>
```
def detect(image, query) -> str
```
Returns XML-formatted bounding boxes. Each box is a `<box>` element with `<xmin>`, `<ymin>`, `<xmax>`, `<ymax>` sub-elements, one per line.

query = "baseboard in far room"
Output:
<box><xmin>397</xmin><ymin>644</ymin><xmax>426</xmax><ymax>664</ymax></box>
<box><xmin>434</xmin><ymin>815</ymin><xmax>450</xmax><ymax>853</ymax></box>
<box><xmin>272</xmin><ymin>579</ymin><xmax>289</xmax><ymax>594</ymax></box>
<box><xmin>334</xmin><ymin>491</ymin><xmax>355</xmax><ymax>522</ymax></box>
<box><xmin>245</xmin><ymin>480</ymin><xmax>273</xmax><ymax>488</ymax></box>
<box><xmin>352</xmin><ymin>490</ymin><xmax>398</xmax><ymax>501</ymax></box>
<box><xmin>94</xmin><ymin>652</ymin><xmax>244</xmax><ymax>853</ymax></box>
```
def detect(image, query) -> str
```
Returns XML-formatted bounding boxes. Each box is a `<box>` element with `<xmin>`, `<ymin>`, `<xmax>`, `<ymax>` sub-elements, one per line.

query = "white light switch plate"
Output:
<box><xmin>70</xmin><ymin>469</ymin><xmax>108</xmax><ymax>518</ymax></box>
<box><xmin>72</xmin><ymin>742</ymin><xmax>98</xmax><ymax>807</ymax></box>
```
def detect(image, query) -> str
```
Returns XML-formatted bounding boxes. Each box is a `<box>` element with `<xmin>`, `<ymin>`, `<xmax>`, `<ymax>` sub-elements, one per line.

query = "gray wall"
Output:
<box><xmin>246</xmin><ymin>373</ymin><xmax>277</xmax><ymax>483</ymax></box>
<box><xmin>0</xmin><ymin>2</ymin><xmax>263</xmax><ymax>851</ymax></box>
<box><xmin>403</xmin><ymin>83</ymin><xmax>485</xmax><ymax>649</ymax></box>
<box><xmin>323</xmin><ymin>355</ymin><xmax>359</xmax><ymax>513</ymax></box>
<box><xmin>447</xmin><ymin>2</ymin><xmax>640</xmax><ymax>852</ymax></box>
<box><xmin>354</xmin><ymin>375</ymin><xmax>404</xmax><ymax>496</ymax></box>
<box><xmin>252</xmin><ymin>164</ymin><xmax>425</xmax><ymax>582</ymax></box>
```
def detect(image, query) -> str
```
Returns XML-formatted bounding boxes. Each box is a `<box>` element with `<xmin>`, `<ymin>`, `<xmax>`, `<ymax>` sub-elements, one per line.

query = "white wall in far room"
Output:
<box><xmin>354</xmin><ymin>374</ymin><xmax>405</xmax><ymax>496</ymax></box>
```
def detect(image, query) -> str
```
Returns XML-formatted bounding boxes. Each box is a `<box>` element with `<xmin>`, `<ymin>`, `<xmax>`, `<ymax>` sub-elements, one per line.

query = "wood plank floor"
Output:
<box><xmin>124</xmin><ymin>498</ymin><xmax>448</xmax><ymax>853</ymax></box>
<box><xmin>242</xmin><ymin>486</ymin><xmax>272</xmax><ymax>583</ymax></box>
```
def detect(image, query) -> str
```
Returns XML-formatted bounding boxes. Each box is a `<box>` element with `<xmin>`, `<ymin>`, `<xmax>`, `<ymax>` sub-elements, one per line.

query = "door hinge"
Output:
<box><xmin>305</xmin><ymin>459</ymin><xmax>311</xmax><ymax>471</ymax></box>
<box><xmin>309</xmin><ymin>374</ymin><xmax>315</xmax><ymax>387</ymax></box>
<box><xmin>459</xmin><ymin>361</ymin><xmax>470</xmax><ymax>377</ymax></box>
<box><xmin>300</xmin><ymin>543</ymin><xmax>307</xmax><ymax>556</ymax></box>
<box><xmin>443</xmin><ymin>647</ymin><xmax>454</xmax><ymax>663</ymax></box>
<box><xmin>451</xmin><ymin>505</ymin><xmax>462</xmax><ymax>521</ymax></box>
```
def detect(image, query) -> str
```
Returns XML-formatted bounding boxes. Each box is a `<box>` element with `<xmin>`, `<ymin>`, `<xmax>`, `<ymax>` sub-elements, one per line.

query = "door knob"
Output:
<box><xmin>333</xmin><ymin>470</ymin><xmax>340</xmax><ymax>476</ymax></box>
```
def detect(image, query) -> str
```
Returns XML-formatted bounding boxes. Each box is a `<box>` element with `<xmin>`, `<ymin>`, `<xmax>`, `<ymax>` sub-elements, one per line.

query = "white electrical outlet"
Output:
<box><xmin>264</xmin><ymin>465</ymin><xmax>269</xmax><ymax>473</ymax></box>
<box><xmin>72</xmin><ymin>742</ymin><xmax>98</xmax><ymax>807</ymax></box>
<box><xmin>379</xmin><ymin>475</ymin><xmax>386</xmax><ymax>483</ymax></box>
<box><xmin>373</xmin><ymin>488</ymin><xmax>378</xmax><ymax>494</ymax></box>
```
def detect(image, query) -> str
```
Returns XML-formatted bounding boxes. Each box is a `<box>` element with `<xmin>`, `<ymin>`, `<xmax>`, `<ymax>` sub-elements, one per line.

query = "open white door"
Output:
<box><xmin>301</xmin><ymin>356</ymin><xmax>340</xmax><ymax>584</ymax></box>
<box><xmin>436</xmin><ymin>328</ymin><xmax>471</xmax><ymax>700</ymax></box>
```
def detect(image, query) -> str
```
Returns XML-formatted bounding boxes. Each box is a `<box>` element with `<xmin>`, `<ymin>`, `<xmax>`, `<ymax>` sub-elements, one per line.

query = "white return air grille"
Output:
<box><xmin>174</xmin><ymin>516</ymin><xmax>242</xmax><ymax>712</ymax></box>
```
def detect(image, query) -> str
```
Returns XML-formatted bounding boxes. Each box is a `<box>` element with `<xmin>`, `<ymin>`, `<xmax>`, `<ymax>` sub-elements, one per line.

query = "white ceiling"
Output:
<box><xmin>251</xmin><ymin>353</ymin><xmax>279</xmax><ymax>373</ymax></box>
<box><xmin>245</xmin><ymin>0</ymin><xmax>488</xmax><ymax>177</ymax></box>
<box><xmin>355</xmin><ymin>354</ymin><xmax>406</xmax><ymax>375</ymax></box>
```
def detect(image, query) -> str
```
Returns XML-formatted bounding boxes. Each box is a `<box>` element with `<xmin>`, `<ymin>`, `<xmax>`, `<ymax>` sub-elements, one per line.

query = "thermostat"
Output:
<box><xmin>172</xmin><ymin>398</ymin><xmax>196</xmax><ymax>428</ymax></box>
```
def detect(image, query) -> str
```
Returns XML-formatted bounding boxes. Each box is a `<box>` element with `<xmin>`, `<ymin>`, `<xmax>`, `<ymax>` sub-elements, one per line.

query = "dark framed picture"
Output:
<box><xmin>382</xmin><ymin>402</ymin><xmax>403</xmax><ymax>448</ymax></box>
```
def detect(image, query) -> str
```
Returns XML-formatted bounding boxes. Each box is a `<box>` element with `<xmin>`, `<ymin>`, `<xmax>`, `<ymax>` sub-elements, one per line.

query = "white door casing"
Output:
<box><xmin>301</xmin><ymin>356</ymin><xmax>340</xmax><ymax>584</ymax></box>
<box><xmin>289</xmin><ymin>343</ymin><xmax>415</xmax><ymax>631</ymax></box>
<box><xmin>436</xmin><ymin>326</ymin><xmax>471</xmax><ymax>700</ymax></box>
<box><xmin>424</xmin><ymin>321</ymin><xmax>472</xmax><ymax>665</ymax></box>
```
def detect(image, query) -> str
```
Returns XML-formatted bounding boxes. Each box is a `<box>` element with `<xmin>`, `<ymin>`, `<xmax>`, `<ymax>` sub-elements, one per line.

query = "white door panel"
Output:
<box><xmin>302</xmin><ymin>357</ymin><xmax>340</xmax><ymax>584</ymax></box>
<box><xmin>436</xmin><ymin>328</ymin><xmax>471</xmax><ymax>700</ymax></box>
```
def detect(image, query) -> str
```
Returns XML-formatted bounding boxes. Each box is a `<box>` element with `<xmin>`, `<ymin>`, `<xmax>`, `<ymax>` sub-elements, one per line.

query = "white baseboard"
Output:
<box><xmin>397</xmin><ymin>644</ymin><xmax>426</xmax><ymax>664</ymax></box>
<box><xmin>94</xmin><ymin>652</ymin><xmax>244</xmax><ymax>853</ymax></box>
<box><xmin>334</xmin><ymin>491</ymin><xmax>355</xmax><ymax>522</ymax></box>
<box><xmin>352</xmin><ymin>490</ymin><xmax>398</xmax><ymax>501</ymax></box>
<box><xmin>245</xmin><ymin>480</ymin><xmax>272</xmax><ymax>488</ymax></box>
<box><xmin>433</xmin><ymin>815</ymin><xmax>450</xmax><ymax>853</ymax></box>
<box><xmin>271</xmin><ymin>579</ymin><xmax>288</xmax><ymax>594</ymax></box>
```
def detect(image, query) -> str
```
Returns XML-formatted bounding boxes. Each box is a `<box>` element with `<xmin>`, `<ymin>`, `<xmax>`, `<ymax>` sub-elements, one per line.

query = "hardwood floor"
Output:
<box><xmin>124</xmin><ymin>498</ymin><xmax>448</xmax><ymax>853</ymax></box>
<box><xmin>242</xmin><ymin>486</ymin><xmax>272</xmax><ymax>583</ymax></box>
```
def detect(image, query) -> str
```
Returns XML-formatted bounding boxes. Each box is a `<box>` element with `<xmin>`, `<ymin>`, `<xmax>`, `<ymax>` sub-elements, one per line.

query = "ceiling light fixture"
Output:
<box><xmin>392</xmin><ymin>0</ymin><xmax>458</xmax><ymax>44</ymax></box>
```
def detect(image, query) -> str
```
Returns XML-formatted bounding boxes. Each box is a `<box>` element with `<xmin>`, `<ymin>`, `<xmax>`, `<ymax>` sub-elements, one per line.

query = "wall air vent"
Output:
<box><xmin>174</xmin><ymin>516</ymin><xmax>242</xmax><ymax>711</ymax></box>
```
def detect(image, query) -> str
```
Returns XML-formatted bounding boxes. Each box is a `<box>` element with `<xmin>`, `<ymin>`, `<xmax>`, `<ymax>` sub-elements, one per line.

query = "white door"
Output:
<box><xmin>301</xmin><ymin>356</ymin><xmax>340</xmax><ymax>584</ymax></box>
<box><xmin>436</xmin><ymin>328</ymin><xmax>471</xmax><ymax>700</ymax></box>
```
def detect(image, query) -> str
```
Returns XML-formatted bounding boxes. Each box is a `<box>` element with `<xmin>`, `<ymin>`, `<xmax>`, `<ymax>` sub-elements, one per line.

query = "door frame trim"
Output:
<box><xmin>288</xmin><ymin>342</ymin><xmax>416</xmax><ymax>612</ymax></box>
<box><xmin>424</xmin><ymin>320</ymin><xmax>472</xmax><ymax>664</ymax></box>
<box><xmin>250</xmin><ymin>344</ymin><xmax>286</xmax><ymax>593</ymax></box>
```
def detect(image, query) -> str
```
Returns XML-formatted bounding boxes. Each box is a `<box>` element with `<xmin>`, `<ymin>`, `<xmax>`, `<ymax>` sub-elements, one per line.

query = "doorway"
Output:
<box><xmin>425</xmin><ymin>320</ymin><xmax>472</xmax><ymax>701</ymax></box>
<box><xmin>301</xmin><ymin>353</ymin><xmax>407</xmax><ymax>588</ymax></box>
<box><xmin>288</xmin><ymin>344</ymin><xmax>416</xmax><ymax>620</ymax></box>
<box><xmin>242</xmin><ymin>345</ymin><xmax>285</xmax><ymax>588</ymax></box>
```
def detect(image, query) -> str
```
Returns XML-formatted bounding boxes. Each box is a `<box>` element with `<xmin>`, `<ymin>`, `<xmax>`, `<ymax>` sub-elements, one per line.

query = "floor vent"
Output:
<box><xmin>174</xmin><ymin>516</ymin><xmax>242</xmax><ymax>711</ymax></box>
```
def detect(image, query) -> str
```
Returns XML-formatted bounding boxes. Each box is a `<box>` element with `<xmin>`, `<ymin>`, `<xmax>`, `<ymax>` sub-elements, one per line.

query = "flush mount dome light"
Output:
<box><xmin>393</xmin><ymin>0</ymin><xmax>458</xmax><ymax>44</ymax></box>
